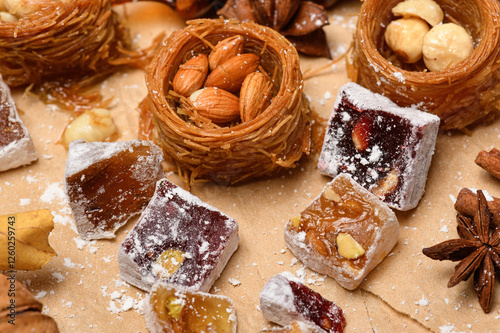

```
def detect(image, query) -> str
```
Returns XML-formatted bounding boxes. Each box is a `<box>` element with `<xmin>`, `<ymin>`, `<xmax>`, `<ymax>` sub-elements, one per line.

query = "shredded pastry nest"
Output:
<box><xmin>347</xmin><ymin>0</ymin><xmax>500</xmax><ymax>131</ymax></box>
<box><xmin>0</xmin><ymin>0</ymin><xmax>159</xmax><ymax>110</ymax></box>
<box><xmin>146</xmin><ymin>18</ymin><xmax>313</xmax><ymax>185</ymax></box>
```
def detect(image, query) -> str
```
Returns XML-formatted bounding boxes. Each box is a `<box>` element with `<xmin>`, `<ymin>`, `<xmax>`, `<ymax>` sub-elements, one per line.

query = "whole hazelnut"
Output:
<box><xmin>384</xmin><ymin>17</ymin><xmax>430</xmax><ymax>63</ymax></box>
<box><xmin>422</xmin><ymin>23</ymin><xmax>474</xmax><ymax>71</ymax></box>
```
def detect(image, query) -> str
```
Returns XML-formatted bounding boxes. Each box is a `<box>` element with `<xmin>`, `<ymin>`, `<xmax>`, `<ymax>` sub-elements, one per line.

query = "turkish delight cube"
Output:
<box><xmin>145</xmin><ymin>282</ymin><xmax>237</xmax><ymax>333</ymax></box>
<box><xmin>117</xmin><ymin>178</ymin><xmax>239</xmax><ymax>292</ymax></box>
<box><xmin>0</xmin><ymin>75</ymin><xmax>37</xmax><ymax>172</ymax></box>
<box><xmin>284</xmin><ymin>173</ymin><xmax>399</xmax><ymax>290</ymax></box>
<box><xmin>260</xmin><ymin>272</ymin><xmax>346</xmax><ymax>333</ymax></box>
<box><xmin>64</xmin><ymin>139</ymin><xmax>165</xmax><ymax>240</ymax></box>
<box><xmin>318</xmin><ymin>82</ymin><xmax>440</xmax><ymax>211</ymax></box>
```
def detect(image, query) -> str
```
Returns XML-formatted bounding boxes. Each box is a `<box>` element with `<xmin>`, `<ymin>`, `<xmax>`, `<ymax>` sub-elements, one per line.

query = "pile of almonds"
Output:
<box><xmin>172</xmin><ymin>35</ymin><xmax>274</xmax><ymax>125</ymax></box>
<box><xmin>384</xmin><ymin>0</ymin><xmax>474</xmax><ymax>71</ymax></box>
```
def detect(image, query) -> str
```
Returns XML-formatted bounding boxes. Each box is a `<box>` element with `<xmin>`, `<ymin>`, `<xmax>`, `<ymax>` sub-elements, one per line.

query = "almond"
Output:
<box><xmin>239</xmin><ymin>71</ymin><xmax>272</xmax><ymax>122</ymax></box>
<box><xmin>172</xmin><ymin>54</ymin><xmax>209</xmax><ymax>97</ymax></box>
<box><xmin>352</xmin><ymin>112</ymin><xmax>372</xmax><ymax>151</ymax></box>
<box><xmin>204</xmin><ymin>53</ymin><xmax>260</xmax><ymax>92</ymax></box>
<box><xmin>190</xmin><ymin>87</ymin><xmax>240</xmax><ymax>124</ymax></box>
<box><xmin>209</xmin><ymin>35</ymin><xmax>244</xmax><ymax>71</ymax></box>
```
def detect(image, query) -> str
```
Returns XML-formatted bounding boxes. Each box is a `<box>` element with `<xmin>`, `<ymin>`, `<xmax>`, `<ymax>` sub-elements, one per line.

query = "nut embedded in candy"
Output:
<box><xmin>284</xmin><ymin>173</ymin><xmax>399</xmax><ymax>290</ymax></box>
<box><xmin>117</xmin><ymin>178</ymin><xmax>239</xmax><ymax>292</ymax></box>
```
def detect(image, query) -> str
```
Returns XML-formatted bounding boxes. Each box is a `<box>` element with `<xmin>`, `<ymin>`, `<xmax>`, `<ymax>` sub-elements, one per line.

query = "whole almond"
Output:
<box><xmin>209</xmin><ymin>35</ymin><xmax>244</xmax><ymax>71</ymax></box>
<box><xmin>190</xmin><ymin>87</ymin><xmax>240</xmax><ymax>124</ymax></box>
<box><xmin>172</xmin><ymin>54</ymin><xmax>209</xmax><ymax>97</ymax></box>
<box><xmin>204</xmin><ymin>53</ymin><xmax>260</xmax><ymax>92</ymax></box>
<box><xmin>239</xmin><ymin>71</ymin><xmax>272</xmax><ymax>122</ymax></box>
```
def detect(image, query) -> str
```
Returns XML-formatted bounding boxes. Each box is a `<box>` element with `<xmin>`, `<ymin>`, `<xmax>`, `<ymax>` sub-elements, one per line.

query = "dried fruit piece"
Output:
<box><xmin>204</xmin><ymin>53</ymin><xmax>260</xmax><ymax>92</ymax></box>
<box><xmin>239</xmin><ymin>71</ymin><xmax>273</xmax><ymax>122</ymax></box>
<box><xmin>118</xmin><ymin>178</ymin><xmax>239</xmax><ymax>292</ymax></box>
<box><xmin>0</xmin><ymin>210</ymin><xmax>56</xmax><ymax>271</ymax></box>
<box><xmin>260</xmin><ymin>273</ymin><xmax>346</xmax><ymax>332</ymax></box>
<box><xmin>190</xmin><ymin>87</ymin><xmax>240</xmax><ymax>124</ymax></box>
<box><xmin>284</xmin><ymin>173</ymin><xmax>399</xmax><ymax>290</ymax></box>
<box><xmin>318</xmin><ymin>82</ymin><xmax>440</xmax><ymax>211</ymax></box>
<box><xmin>0</xmin><ymin>274</ymin><xmax>59</xmax><ymax>332</ymax></box>
<box><xmin>64</xmin><ymin>140</ymin><xmax>165</xmax><ymax>240</ymax></box>
<box><xmin>208</xmin><ymin>35</ymin><xmax>244</xmax><ymax>71</ymax></box>
<box><xmin>145</xmin><ymin>282</ymin><xmax>237</xmax><ymax>333</ymax></box>
<box><xmin>172</xmin><ymin>54</ymin><xmax>209</xmax><ymax>97</ymax></box>
<box><xmin>0</xmin><ymin>75</ymin><xmax>37</xmax><ymax>172</ymax></box>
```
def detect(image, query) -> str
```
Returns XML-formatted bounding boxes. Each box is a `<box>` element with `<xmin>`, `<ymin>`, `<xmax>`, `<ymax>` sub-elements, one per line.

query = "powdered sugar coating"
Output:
<box><xmin>64</xmin><ymin>139</ymin><xmax>165</xmax><ymax>239</ymax></box>
<box><xmin>0</xmin><ymin>75</ymin><xmax>37</xmax><ymax>172</ymax></box>
<box><xmin>117</xmin><ymin>178</ymin><xmax>239</xmax><ymax>292</ymax></box>
<box><xmin>318</xmin><ymin>82</ymin><xmax>440</xmax><ymax>211</ymax></box>
<box><xmin>260</xmin><ymin>273</ymin><xmax>345</xmax><ymax>332</ymax></box>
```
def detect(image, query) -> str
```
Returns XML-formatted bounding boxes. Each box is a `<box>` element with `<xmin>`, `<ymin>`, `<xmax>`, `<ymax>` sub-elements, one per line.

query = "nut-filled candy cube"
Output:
<box><xmin>318</xmin><ymin>82</ymin><xmax>440</xmax><ymax>211</ymax></box>
<box><xmin>260</xmin><ymin>273</ymin><xmax>346</xmax><ymax>333</ymax></box>
<box><xmin>0</xmin><ymin>75</ymin><xmax>37</xmax><ymax>172</ymax></box>
<box><xmin>64</xmin><ymin>139</ymin><xmax>165</xmax><ymax>240</ymax></box>
<box><xmin>117</xmin><ymin>178</ymin><xmax>239</xmax><ymax>292</ymax></box>
<box><xmin>284</xmin><ymin>173</ymin><xmax>399</xmax><ymax>290</ymax></box>
<box><xmin>145</xmin><ymin>282</ymin><xmax>237</xmax><ymax>333</ymax></box>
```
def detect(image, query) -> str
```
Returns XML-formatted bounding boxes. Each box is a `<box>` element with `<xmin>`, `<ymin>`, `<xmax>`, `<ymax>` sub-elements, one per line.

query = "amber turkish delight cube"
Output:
<box><xmin>260</xmin><ymin>273</ymin><xmax>346</xmax><ymax>332</ymax></box>
<box><xmin>0</xmin><ymin>75</ymin><xmax>37</xmax><ymax>172</ymax></box>
<box><xmin>284</xmin><ymin>173</ymin><xmax>399</xmax><ymax>290</ymax></box>
<box><xmin>145</xmin><ymin>282</ymin><xmax>237</xmax><ymax>333</ymax></box>
<box><xmin>64</xmin><ymin>139</ymin><xmax>165</xmax><ymax>240</ymax></box>
<box><xmin>117</xmin><ymin>178</ymin><xmax>239</xmax><ymax>292</ymax></box>
<box><xmin>318</xmin><ymin>82</ymin><xmax>440</xmax><ymax>211</ymax></box>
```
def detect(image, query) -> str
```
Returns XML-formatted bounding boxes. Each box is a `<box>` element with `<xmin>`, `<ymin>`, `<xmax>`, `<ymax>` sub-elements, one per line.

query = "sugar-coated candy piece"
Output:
<box><xmin>145</xmin><ymin>282</ymin><xmax>237</xmax><ymax>333</ymax></box>
<box><xmin>284</xmin><ymin>174</ymin><xmax>399</xmax><ymax>290</ymax></box>
<box><xmin>64</xmin><ymin>139</ymin><xmax>165</xmax><ymax>240</ymax></box>
<box><xmin>117</xmin><ymin>178</ymin><xmax>239</xmax><ymax>292</ymax></box>
<box><xmin>318</xmin><ymin>82</ymin><xmax>440</xmax><ymax>211</ymax></box>
<box><xmin>0</xmin><ymin>75</ymin><xmax>37</xmax><ymax>172</ymax></box>
<box><xmin>260</xmin><ymin>273</ymin><xmax>346</xmax><ymax>333</ymax></box>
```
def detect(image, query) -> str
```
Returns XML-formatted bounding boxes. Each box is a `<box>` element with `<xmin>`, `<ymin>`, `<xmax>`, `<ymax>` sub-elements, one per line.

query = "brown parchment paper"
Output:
<box><xmin>2</xmin><ymin>1</ymin><xmax>500</xmax><ymax>332</ymax></box>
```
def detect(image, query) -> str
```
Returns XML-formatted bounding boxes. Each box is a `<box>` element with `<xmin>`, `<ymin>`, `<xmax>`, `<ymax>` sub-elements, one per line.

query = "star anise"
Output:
<box><xmin>217</xmin><ymin>0</ymin><xmax>332</xmax><ymax>58</ymax></box>
<box><xmin>422</xmin><ymin>190</ymin><xmax>500</xmax><ymax>313</ymax></box>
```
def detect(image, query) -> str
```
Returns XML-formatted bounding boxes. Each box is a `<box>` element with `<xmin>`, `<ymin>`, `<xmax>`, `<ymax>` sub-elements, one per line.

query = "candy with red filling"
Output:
<box><xmin>318</xmin><ymin>82</ymin><xmax>440</xmax><ymax>211</ymax></box>
<box><xmin>0</xmin><ymin>75</ymin><xmax>37</xmax><ymax>172</ymax></box>
<box><xmin>260</xmin><ymin>272</ymin><xmax>346</xmax><ymax>333</ymax></box>
<box><xmin>117</xmin><ymin>178</ymin><xmax>239</xmax><ymax>292</ymax></box>
<box><xmin>64</xmin><ymin>139</ymin><xmax>165</xmax><ymax>240</ymax></box>
<box><xmin>284</xmin><ymin>173</ymin><xmax>399</xmax><ymax>290</ymax></box>
<box><xmin>145</xmin><ymin>282</ymin><xmax>237</xmax><ymax>333</ymax></box>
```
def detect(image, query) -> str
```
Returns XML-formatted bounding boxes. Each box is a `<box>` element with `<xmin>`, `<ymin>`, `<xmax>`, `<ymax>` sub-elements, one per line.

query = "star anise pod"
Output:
<box><xmin>217</xmin><ymin>0</ymin><xmax>332</xmax><ymax>58</ymax></box>
<box><xmin>422</xmin><ymin>190</ymin><xmax>500</xmax><ymax>313</ymax></box>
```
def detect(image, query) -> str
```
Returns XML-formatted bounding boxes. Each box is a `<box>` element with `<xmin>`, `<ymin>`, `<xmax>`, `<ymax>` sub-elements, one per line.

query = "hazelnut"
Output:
<box><xmin>392</xmin><ymin>0</ymin><xmax>443</xmax><ymax>27</ymax></box>
<box><xmin>422</xmin><ymin>23</ymin><xmax>474</xmax><ymax>72</ymax></box>
<box><xmin>384</xmin><ymin>18</ymin><xmax>430</xmax><ymax>63</ymax></box>
<box><xmin>63</xmin><ymin>108</ymin><xmax>117</xmax><ymax>147</ymax></box>
<box><xmin>336</xmin><ymin>232</ymin><xmax>365</xmax><ymax>260</ymax></box>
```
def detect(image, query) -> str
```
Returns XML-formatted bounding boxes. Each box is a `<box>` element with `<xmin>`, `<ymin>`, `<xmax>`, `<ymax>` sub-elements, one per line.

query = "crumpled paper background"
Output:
<box><xmin>2</xmin><ymin>1</ymin><xmax>499</xmax><ymax>332</ymax></box>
